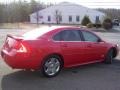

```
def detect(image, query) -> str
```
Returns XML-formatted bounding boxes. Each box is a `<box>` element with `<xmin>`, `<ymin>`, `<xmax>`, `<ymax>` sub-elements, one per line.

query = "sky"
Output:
<box><xmin>1</xmin><ymin>0</ymin><xmax>120</xmax><ymax>9</ymax></box>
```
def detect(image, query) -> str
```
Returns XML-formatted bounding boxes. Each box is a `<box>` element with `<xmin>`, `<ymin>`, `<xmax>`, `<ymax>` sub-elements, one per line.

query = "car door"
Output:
<box><xmin>53</xmin><ymin>29</ymin><xmax>86</xmax><ymax>67</ymax></box>
<box><xmin>81</xmin><ymin>30</ymin><xmax>106</xmax><ymax>62</ymax></box>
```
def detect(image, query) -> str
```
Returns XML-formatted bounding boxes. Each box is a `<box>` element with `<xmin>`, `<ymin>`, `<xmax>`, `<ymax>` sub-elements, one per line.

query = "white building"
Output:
<box><xmin>30</xmin><ymin>2</ymin><xmax>105</xmax><ymax>24</ymax></box>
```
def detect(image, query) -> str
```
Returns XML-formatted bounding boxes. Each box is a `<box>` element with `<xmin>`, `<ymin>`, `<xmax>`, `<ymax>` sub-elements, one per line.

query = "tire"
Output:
<box><xmin>104</xmin><ymin>49</ymin><xmax>113</xmax><ymax>64</ymax></box>
<box><xmin>41</xmin><ymin>55</ymin><xmax>63</xmax><ymax>78</ymax></box>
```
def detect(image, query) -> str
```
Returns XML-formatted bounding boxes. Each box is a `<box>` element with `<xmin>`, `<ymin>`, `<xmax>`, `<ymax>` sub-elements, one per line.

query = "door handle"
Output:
<box><xmin>87</xmin><ymin>44</ymin><xmax>92</xmax><ymax>47</ymax></box>
<box><xmin>62</xmin><ymin>44</ymin><xmax>68</xmax><ymax>47</ymax></box>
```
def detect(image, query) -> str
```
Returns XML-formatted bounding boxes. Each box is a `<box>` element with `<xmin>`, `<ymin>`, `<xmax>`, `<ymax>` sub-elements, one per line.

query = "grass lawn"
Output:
<box><xmin>0</xmin><ymin>23</ymin><xmax>43</xmax><ymax>29</ymax></box>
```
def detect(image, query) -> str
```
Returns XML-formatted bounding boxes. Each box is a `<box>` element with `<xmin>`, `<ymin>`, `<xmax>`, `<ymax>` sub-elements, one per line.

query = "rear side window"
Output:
<box><xmin>82</xmin><ymin>31</ymin><xmax>99</xmax><ymax>42</ymax></box>
<box><xmin>53</xmin><ymin>30</ymin><xmax>81</xmax><ymax>41</ymax></box>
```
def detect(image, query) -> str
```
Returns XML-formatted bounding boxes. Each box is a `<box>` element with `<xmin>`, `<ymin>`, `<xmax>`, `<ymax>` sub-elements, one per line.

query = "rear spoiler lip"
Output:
<box><xmin>7</xmin><ymin>34</ymin><xmax>23</xmax><ymax>41</ymax></box>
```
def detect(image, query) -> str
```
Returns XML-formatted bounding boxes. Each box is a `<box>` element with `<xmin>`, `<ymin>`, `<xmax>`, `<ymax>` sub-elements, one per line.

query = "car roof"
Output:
<box><xmin>22</xmin><ymin>26</ymin><xmax>88</xmax><ymax>39</ymax></box>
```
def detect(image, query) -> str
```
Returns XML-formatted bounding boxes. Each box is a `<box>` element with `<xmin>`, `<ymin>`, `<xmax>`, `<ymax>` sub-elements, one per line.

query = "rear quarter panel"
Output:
<box><xmin>24</xmin><ymin>38</ymin><xmax>61</xmax><ymax>68</ymax></box>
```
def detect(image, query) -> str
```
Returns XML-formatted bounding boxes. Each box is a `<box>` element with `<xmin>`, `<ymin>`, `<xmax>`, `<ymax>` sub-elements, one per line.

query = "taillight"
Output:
<box><xmin>13</xmin><ymin>42</ymin><xmax>27</xmax><ymax>53</ymax></box>
<box><xmin>17</xmin><ymin>43</ymin><xmax>27</xmax><ymax>53</ymax></box>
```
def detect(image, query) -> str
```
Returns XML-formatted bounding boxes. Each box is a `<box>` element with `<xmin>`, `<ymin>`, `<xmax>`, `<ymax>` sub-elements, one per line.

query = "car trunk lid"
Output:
<box><xmin>3</xmin><ymin>34</ymin><xmax>27</xmax><ymax>53</ymax></box>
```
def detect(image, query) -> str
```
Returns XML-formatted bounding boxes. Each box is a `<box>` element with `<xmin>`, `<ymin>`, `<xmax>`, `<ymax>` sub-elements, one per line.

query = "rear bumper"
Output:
<box><xmin>1</xmin><ymin>49</ymin><xmax>42</xmax><ymax>70</ymax></box>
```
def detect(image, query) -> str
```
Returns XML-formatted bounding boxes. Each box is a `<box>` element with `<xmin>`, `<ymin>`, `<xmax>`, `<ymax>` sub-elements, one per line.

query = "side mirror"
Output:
<box><xmin>97</xmin><ymin>38</ymin><xmax>102</xmax><ymax>42</ymax></box>
<box><xmin>97</xmin><ymin>39</ymin><xmax>105</xmax><ymax>43</ymax></box>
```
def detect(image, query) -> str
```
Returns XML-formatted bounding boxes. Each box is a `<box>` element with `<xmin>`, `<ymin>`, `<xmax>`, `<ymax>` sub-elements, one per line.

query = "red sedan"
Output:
<box><xmin>1</xmin><ymin>26</ymin><xmax>119</xmax><ymax>77</ymax></box>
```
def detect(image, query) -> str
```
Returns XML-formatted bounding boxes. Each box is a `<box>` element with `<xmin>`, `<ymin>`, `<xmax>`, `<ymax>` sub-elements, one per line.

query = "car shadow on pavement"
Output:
<box><xmin>1</xmin><ymin>59</ymin><xmax>120</xmax><ymax>90</ymax></box>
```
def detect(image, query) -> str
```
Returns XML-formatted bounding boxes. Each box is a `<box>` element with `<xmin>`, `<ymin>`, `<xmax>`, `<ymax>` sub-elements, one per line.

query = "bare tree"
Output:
<box><xmin>0</xmin><ymin>0</ymin><xmax>47</xmax><ymax>23</ymax></box>
<box><xmin>55</xmin><ymin>10</ymin><xmax>62</xmax><ymax>24</ymax></box>
<box><xmin>97</xmin><ymin>8</ymin><xmax>120</xmax><ymax>20</ymax></box>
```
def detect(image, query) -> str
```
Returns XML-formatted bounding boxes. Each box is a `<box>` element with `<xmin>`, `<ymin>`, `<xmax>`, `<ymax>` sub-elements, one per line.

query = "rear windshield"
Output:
<box><xmin>22</xmin><ymin>26</ymin><xmax>53</xmax><ymax>39</ymax></box>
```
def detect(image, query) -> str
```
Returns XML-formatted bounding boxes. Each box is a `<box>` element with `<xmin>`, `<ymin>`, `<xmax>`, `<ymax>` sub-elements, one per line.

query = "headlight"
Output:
<box><xmin>116</xmin><ymin>44</ymin><xmax>119</xmax><ymax>47</ymax></box>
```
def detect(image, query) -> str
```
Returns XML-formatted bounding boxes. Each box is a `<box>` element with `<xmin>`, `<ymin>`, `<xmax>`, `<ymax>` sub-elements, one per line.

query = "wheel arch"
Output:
<box><xmin>41</xmin><ymin>53</ymin><xmax>64</xmax><ymax>68</ymax></box>
<box><xmin>108</xmin><ymin>47</ymin><xmax>118</xmax><ymax>58</ymax></box>
<box><xmin>111</xmin><ymin>47</ymin><xmax>118</xmax><ymax>58</ymax></box>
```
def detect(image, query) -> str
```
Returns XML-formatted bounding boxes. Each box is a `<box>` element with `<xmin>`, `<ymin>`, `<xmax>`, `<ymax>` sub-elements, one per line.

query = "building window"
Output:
<box><xmin>76</xmin><ymin>16</ymin><xmax>80</xmax><ymax>22</ymax></box>
<box><xmin>48</xmin><ymin>16</ymin><xmax>51</xmax><ymax>22</ymax></box>
<box><xmin>95</xmin><ymin>16</ymin><xmax>100</xmax><ymax>24</ymax></box>
<box><xmin>59</xmin><ymin>16</ymin><xmax>62</xmax><ymax>22</ymax></box>
<box><xmin>69</xmin><ymin>16</ymin><xmax>72</xmax><ymax>22</ymax></box>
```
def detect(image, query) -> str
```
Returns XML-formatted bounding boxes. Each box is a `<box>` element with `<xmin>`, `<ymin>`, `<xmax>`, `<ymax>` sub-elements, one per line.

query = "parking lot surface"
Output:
<box><xmin>0</xmin><ymin>28</ymin><xmax>120</xmax><ymax>90</ymax></box>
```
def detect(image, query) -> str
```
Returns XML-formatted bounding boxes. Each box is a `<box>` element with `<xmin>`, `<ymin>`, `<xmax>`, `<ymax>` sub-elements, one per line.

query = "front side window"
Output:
<box><xmin>53</xmin><ymin>30</ymin><xmax>81</xmax><ymax>41</ymax></box>
<box><xmin>82</xmin><ymin>31</ymin><xmax>99</xmax><ymax>42</ymax></box>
